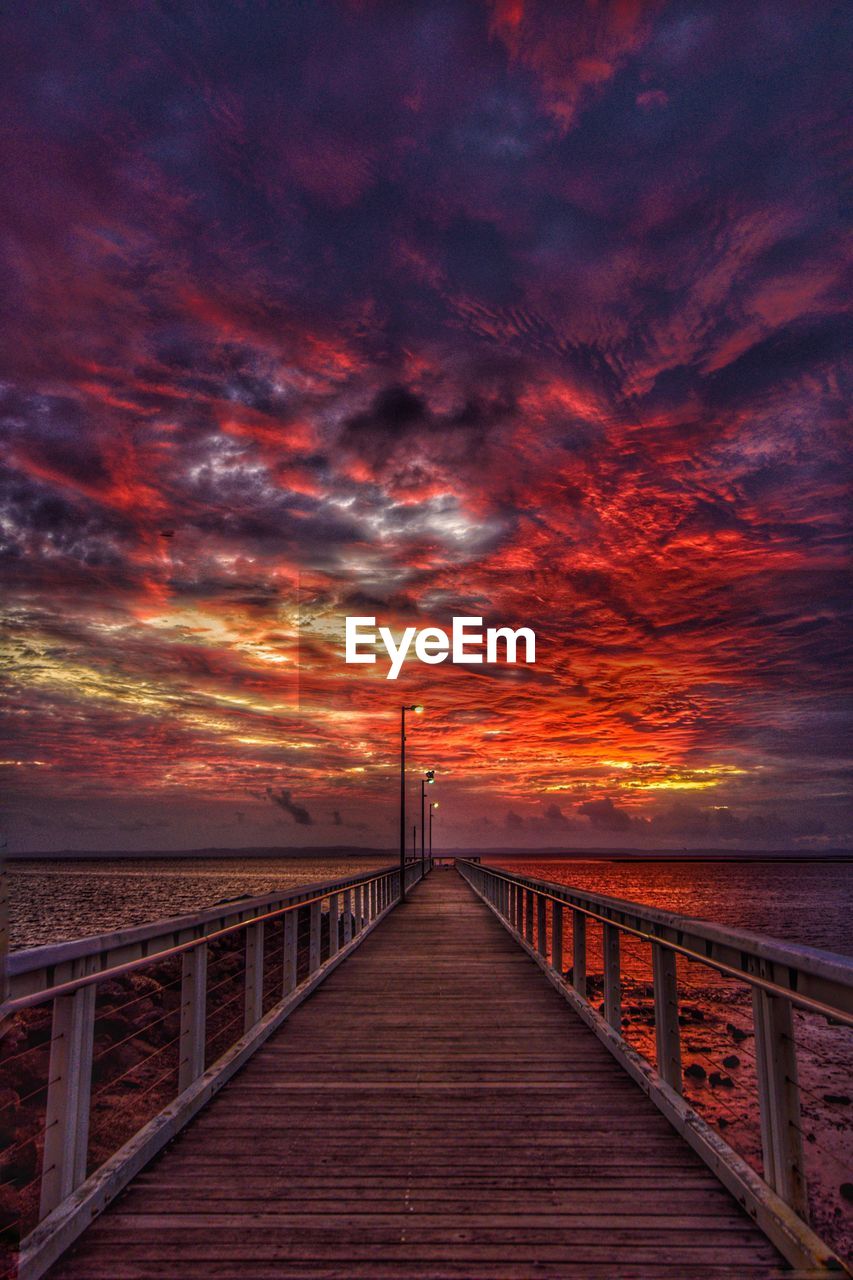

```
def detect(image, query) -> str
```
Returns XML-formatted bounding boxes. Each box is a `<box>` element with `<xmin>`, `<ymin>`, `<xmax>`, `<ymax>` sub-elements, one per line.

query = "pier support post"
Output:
<box><xmin>283</xmin><ymin>911</ymin><xmax>297</xmax><ymax>995</ymax></box>
<box><xmin>309</xmin><ymin>901</ymin><xmax>321</xmax><ymax>973</ymax></box>
<box><xmin>537</xmin><ymin>894</ymin><xmax>547</xmax><ymax>957</ymax></box>
<box><xmin>603</xmin><ymin>923</ymin><xmax>621</xmax><ymax>1031</ymax></box>
<box><xmin>551</xmin><ymin>902</ymin><xmax>563</xmax><ymax>972</ymax></box>
<box><xmin>178</xmin><ymin>941</ymin><xmax>207</xmax><ymax>1092</ymax></box>
<box><xmin>0</xmin><ymin>856</ymin><xmax>7</xmax><ymax>1005</ymax></box>
<box><xmin>244</xmin><ymin>921</ymin><xmax>264</xmax><ymax>1032</ymax></box>
<box><xmin>752</xmin><ymin>987</ymin><xmax>808</xmax><ymax>1219</ymax></box>
<box><xmin>328</xmin><ymin>893</ymin><xmax>339</xmax><ymax>957</ymax></box>
<box><xmin>40</xmin><ymin>970</ymin><xmax>97</xmax><ymax>1219</ymax></box>
<box><xmin>572</xmin><ymin>911</ymin><xmax>587</xmax><ymax>996</ymax></box>
<box><xmin>652</xmin><ymin>943</ymin><xmax>682</xmax><ymax>1093</ymax></box>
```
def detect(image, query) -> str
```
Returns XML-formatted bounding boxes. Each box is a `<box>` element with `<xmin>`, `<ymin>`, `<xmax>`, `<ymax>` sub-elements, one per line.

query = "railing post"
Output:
<box><xmin>355</xmin><ymin>883</ymin><xmax>363</xmax><ymax>931</ymax></box>
<box><xmin>536</xmin><ymin>893</ymin><xmax>547</xmax><ymax>957</ymax></box>
<box><xmin>328</xmin><ymin>893</ymin><xmax>339</xmax><ymax>957</ymax></box>
<box><xmin>603</xmin><ymin>923</ymin><xmax>621</xmax><ymax>1031</ymax></box>
<box><xmin>309</xmin><ymin>900</ymin><xmax>321</xmax><ymax>972</ymax></box>
<box><xmin>0</xmin><ymin>856</ymin><xmax>7</xmax><ymax>1005</ymax></box>
<box><xmin>178</xmin><ymin>941</ymin><xmax>207</xmax><ymax>1092</ymax></box>
<box><xmin>343</xmin><ymin>889</ymin><xmax>353</xmax><ymax>944</ymax></box>
<box><xmin>572</xmin><ymin>910</ymin><xmax>587</xmax><ymax>996</ymax></box>
<box><xmin>652</xmin><ymin>943</ymin><xmax>682</xmax><ymax>1093</ymax></box>
<box><xmin>515</xmin><ymin>884</ymin><xmax>523</xmax><ymax>933</ymax></box>
<box><xmin>752</xmin><ymin>987</ymin><xmax>808</xmax><ymax>1218</ymax></box>
<box><xmin>524</xmin><ymin>890</ymin><xmax>534</xmax><ymax>944</ymax></box>
<box><xmin>39</xmin><ymin>970</ymin><xmax>97</xmax><ymax>1219</ymax></box>
<box><xmin>244</xmin><ymin>921</ymin><xmax>264</xmax><ymax>1032</ymax></box>
<box><xmin>551</xmin><ymin>902</ymin><xmax>563</xmax><ymax>972</ymax></box>
<box><xmin>283</xmin><ymin>910</ymin><xmax>297</xmax><ymax>994</ymax></box>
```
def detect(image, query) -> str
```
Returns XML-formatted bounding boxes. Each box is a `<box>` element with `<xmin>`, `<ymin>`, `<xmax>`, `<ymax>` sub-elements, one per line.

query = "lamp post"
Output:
<box><xmin>429</xmin><ymin>801</ymin><xmax>438</xmax><ymax>869</ymax></box>
<box><xmin>420</xmin><ymin>769</ymin><xmax>435</xmax><ymax>879</ymax></box>
<box><xmin>400</xmin><ymin>704</ymin><xmax>423</xmax><ymax>902</ymax></box>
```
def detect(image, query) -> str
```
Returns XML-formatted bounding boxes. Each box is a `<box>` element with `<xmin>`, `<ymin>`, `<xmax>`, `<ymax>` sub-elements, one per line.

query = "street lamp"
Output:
<box><xmin>400</xmin><ymin>704</ymin><xmax>423</xmax><ymax>902</ymax></box>
<box><xmin>420</xmin><ymin>769</ymin><xmax>435</xmax><ymax>878</ymax></box>
<box><xmin>429</xmin><ymin>801</ymin><xmax>438</xmax><ymax>869</ymax></box>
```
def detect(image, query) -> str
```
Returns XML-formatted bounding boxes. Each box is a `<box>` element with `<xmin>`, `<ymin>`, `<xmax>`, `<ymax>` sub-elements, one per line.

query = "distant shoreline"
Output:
<box><xmin>7</xmin><ymin>846</ymin><xmax>852</xmax><ymax>862</ymax></box>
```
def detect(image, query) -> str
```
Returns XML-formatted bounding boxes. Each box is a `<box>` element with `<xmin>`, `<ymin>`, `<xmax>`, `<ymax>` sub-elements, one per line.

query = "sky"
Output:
<box><xmin>0</xmin><ymin>0</ymin><xmax>850</xmax><ymax>853</ymax></box>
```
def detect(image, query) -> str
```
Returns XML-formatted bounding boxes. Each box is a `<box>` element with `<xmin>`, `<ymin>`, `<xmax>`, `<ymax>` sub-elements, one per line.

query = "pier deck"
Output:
<box><xmin>48</xmin><ymin>872</ymin><xmax>789</xmax><ymax>1279</ymax></box>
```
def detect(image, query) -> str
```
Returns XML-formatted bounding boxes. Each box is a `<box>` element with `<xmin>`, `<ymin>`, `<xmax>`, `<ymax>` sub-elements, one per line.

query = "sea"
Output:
<box><xmin>6</xmin><ymin>853</ymin><xmax>851</xmax><ymax>954</ymax></box>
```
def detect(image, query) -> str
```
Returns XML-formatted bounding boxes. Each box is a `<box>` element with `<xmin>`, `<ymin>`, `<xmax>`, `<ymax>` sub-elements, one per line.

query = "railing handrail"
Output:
<box><xmin>7</xmin><ymin>862</ymin><xmax>401</xmax><ymax>984</ymax></box>
<box><xmin>458</xmin><ymin>860</ymin><xmax>853</xmax><ymax>1022</ymax></box>
<box><xmin>1</xmin><ymin>866</ymin><xmax>401</xmax><ymax>1018</ymax></box>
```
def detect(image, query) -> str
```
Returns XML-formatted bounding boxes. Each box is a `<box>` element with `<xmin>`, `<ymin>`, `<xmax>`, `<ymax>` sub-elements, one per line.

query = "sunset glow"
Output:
<box><xmin>1</xmin><ymin>2</ymin><xmax>850</xmax><ymax>852</ymax></box>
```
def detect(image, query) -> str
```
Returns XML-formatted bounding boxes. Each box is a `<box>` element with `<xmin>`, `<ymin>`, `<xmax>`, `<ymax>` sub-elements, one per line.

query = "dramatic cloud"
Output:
<box><xmin>263</xmin><ymin>788</ymin><xmax>313</xmax><ymax>827</ymax></box>
<box><xmin>0</xmin><ymin>1</ymin><xmax>850</xmax><ymax>851</ymax></box>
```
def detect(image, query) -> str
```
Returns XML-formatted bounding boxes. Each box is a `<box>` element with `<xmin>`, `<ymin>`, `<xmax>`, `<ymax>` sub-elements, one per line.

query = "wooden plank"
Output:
<box><xmin>45</xmin><ymin>874</ymin><xmax>791</xmax><ymax>1280</ymax></box>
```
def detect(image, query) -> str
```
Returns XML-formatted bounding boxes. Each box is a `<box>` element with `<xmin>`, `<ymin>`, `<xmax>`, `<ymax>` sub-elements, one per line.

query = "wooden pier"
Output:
<box><xmin>44</xmin><ymin>873</ymin><xmax>794</xmax><ymax>1279</ymax></box>
<box><xmin>5</xmin><ymin>860</ymin><xmax>852</xmax><ymax>1279</ymax></box>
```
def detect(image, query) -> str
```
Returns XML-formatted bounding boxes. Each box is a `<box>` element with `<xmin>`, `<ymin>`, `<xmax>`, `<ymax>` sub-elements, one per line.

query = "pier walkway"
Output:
<box><xmin>46</xmin><ymin>873</ymin><xmax>790</xmax><ymax>1279</ymax></box>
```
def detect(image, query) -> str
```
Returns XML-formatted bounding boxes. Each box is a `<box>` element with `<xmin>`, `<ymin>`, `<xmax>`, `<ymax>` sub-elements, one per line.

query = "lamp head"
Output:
<box><xmin>425</xmin><ymin>769</ymin><xmax>435</xmax><ymax>782</ymax></box>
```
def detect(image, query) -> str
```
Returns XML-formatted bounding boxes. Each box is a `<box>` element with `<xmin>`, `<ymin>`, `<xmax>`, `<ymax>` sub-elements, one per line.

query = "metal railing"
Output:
<box><xmin>1</xmin><ymin>859</ymin><xmax>427</xmax><ymax>1279</ymax></box>
<box><xmin>457</xmin><ymin>859</ymin><xmax>853</xmax><ymax>1275</ymax></box>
